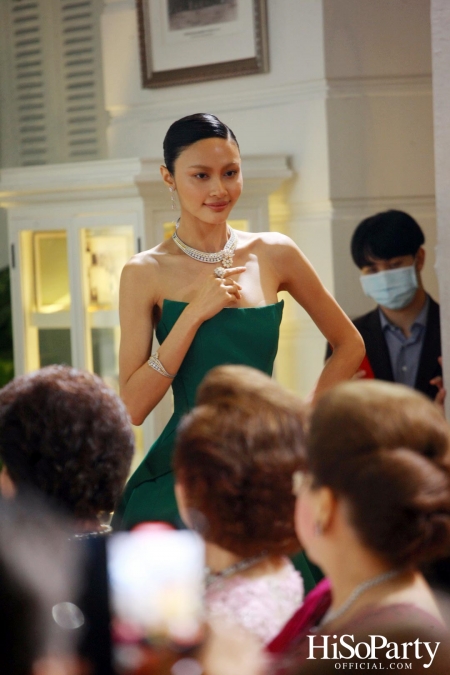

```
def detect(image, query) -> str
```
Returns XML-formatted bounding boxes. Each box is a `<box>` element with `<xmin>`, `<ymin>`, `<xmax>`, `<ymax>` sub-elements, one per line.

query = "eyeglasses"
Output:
<box><xmin>292</xmin><ymin>470</ymin><xmax>313</xmax><ymax>497</ymax></box>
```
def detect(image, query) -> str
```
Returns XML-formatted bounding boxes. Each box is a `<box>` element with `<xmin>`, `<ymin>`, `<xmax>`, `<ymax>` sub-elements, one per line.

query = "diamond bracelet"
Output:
<box><xmin>147</xmin><ymin>351</ymin><xmax>177</xmax><ymax>379</ymax></box>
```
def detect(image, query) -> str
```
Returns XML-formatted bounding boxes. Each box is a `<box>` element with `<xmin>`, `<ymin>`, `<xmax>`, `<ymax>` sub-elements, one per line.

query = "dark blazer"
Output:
<box><xmin>326</xmin><ymin>297</ymin><xmax>441</xmax><ymax>400</ymax></box>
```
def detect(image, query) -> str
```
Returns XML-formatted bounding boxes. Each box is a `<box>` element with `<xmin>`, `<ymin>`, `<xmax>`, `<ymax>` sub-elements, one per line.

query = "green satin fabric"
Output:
<box><xmin>113</xmin><ymin>299</ymin><xmax>283</xmax><ymax>527</ymax></box>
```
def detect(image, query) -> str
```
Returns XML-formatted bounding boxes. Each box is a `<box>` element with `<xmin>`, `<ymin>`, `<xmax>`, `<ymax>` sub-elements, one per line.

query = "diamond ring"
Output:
<box><xmin>214</xmin><ymin>267</ymin><xmax>226</xmax><ymax>279</ymax></box>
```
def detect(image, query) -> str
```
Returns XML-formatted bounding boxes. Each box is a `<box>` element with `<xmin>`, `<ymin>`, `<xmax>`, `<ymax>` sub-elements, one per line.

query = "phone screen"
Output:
<box><xmin>107</xmin><ymin>528</ymin><xmax>205</xmax><ymax>648</ymax></box>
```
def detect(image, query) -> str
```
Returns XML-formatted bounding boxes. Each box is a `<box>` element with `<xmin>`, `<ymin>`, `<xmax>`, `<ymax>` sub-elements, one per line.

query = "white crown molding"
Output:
<box><xmin>242</xmin><ymin>155</ymin><xmax>292</xmax><ymax>181</ymax></box>
<box><xmin>107</xmin><ymin>79</ymin><xmax>329</xmax><ymax>124</ymax></box>
<box><xmin>0</xmin><ymin>155</ymin><xmax>292</xmax><ymax>206</ymax></box>
<box><xmin>0</xmin><ymin>158</ymin><xmax>151</xmax><ymax>205</ymax></box>
<box><xmin>329</xmin><ymin>195</ymin><xmax>435</xmax><ymax>219</ymax></box>
<box><xmin>328</xmin><ymin>75</ymin><xmax>432</xmax><ymax>99</ymax></box>
<box><xmin>106</xmin><ymin>75</ymin><xmax>431</xmax><ymax>130</ymax></box>
<box><xmin>287</xmin><ymin>195</ymin><xmax>436</xmax><ymax>223</ymax></box>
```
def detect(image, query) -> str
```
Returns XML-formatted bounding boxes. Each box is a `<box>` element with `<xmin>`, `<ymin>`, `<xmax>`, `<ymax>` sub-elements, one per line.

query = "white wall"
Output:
<box><xmin>324</xmin><ymin>0</ymin><xmax>437</xmax><ymax>319</ymax></box>
<box><xmin>431</xmin><ymin>0</ymin><xmax>450</xmax><ymax>418</ymax></box>
<box><xmin>0</xmin><ymin>210</ymin><xmax>8</xmax><ymax>269</ymax></box>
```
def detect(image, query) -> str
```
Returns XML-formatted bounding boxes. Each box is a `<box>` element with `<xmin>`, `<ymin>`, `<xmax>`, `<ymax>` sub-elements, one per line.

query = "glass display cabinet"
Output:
<box><xmin>19</xmin><ymin>225</ymin><xmax>134</xmax><ymax>388</ymax></box>
<box><xmin>11</xmin><ymin>214</ymin><xmax>144</xmax><ymax>463</ymax></box>
<box><xmin>22</xmin><ymin>230</ymin><xmax>72</xmax><ymax>370</ymax></box>
<box><xmin>82</xmin><ymin>225</ymin><xmax>134</xmax><ymax>390</ymax></box>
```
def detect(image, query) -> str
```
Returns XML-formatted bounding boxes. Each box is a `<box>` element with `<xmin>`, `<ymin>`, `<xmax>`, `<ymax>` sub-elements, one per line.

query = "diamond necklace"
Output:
<box><xmin>320</xmin><ymin>569</ymin><xmax>401</xmax><ymax>627</ymax></box>
<box><xmin>172</xmin><ymin>221</ymin><xmax>237</xmax><ymax>268</ymax></box>
<box><xmin>205</xmin><ymin>552</ymin><xmax>267</xmax><ymax>588</ymax></box>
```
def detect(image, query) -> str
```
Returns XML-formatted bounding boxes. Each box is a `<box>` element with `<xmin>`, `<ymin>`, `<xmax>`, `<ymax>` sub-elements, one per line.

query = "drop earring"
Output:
<box><xmin>169</xmin><ymin>187</ymin><xmax>177</xmax><ymax>210</ymax></box>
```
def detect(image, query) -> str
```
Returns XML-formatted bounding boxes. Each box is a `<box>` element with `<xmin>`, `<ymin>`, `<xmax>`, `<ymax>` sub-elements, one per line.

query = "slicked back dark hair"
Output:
<box><xmin>351</xmin><ymin>210</ymin><xmax>425</xmax><ymax>269</ymax></box>
<box><xmin>163</xmin><ymin>112</ymin><xmax>239</xmax><ymax>175</ymax></box>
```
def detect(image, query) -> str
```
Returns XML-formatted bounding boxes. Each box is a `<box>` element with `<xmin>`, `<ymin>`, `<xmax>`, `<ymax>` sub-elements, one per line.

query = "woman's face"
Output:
<box><xmin>171</xmin><ymin>136</ymin><xmax>243</xmax><ymax>225</ymax></box>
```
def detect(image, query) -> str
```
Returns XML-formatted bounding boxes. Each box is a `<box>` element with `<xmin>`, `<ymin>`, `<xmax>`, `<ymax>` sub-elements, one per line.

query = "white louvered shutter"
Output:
<box><xmin>0</xmin><ymin>0</ymin><xmax>107</xmax><ymax>167</ymax></box>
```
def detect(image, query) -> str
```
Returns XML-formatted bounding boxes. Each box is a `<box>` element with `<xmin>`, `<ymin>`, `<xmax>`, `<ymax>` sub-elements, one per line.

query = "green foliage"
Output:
<box><xmin>0</xmin><ymin>267</ymin><xmax>14</xmax><ymax>386</ymax></box>
<box><xmin>0</xmin><ymin>360</ymin><xmax>14</xmax><ymax>388</ymax></box>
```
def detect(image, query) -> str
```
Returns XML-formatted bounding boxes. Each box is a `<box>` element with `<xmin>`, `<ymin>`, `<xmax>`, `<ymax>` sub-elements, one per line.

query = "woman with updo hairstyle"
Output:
<box><xmin>268</xmin><ymin>379</ymin><xmax>450</xmax><ymax>668</ymax></box>
<box><xmin>173</xmin><ymin>364</ymin><xmax>307</xmax><ymax>645</ymax></box>
<box><xmin>113</xmin><ymin>112</ymin><xmax>364</xmax><ymax>536</ymax></box>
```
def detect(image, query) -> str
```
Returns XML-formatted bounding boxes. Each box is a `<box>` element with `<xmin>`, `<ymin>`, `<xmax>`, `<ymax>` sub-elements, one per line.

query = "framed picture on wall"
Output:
<box><xmin>136</xmin><ymin>0</ymin><xmax>269</xmax><ymax>88</ymax></box>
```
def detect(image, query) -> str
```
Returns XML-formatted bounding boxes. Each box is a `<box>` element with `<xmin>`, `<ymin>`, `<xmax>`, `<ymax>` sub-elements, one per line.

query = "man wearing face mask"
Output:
<box><xmin>326</xmin><ymin>210</ymin><xmax>443</xmax><ymax>402</ymax></box>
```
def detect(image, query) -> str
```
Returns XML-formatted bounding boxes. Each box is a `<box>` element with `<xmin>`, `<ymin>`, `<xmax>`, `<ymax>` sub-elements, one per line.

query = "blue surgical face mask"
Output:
<box><xmin>359</xmin><ymin>265</ymin><xmax>418</xmax><ymax>310</ymax></box>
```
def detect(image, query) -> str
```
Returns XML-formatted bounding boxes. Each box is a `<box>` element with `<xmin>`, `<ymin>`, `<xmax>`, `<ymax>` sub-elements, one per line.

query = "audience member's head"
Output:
<box><xmin>0</xmin><ymin>493</ymin><xmax>80</xmax><ymax>675</ymax></box>
<box><xmin>0</xmin><ymin>365</ymin><xmax>135</xmax><ymax>527</ymax></box>
<box><xmin>296</xmin><ymin>380</ymin><xmax>450</xmax><ymax>570</ymax></box>
<box><xmin>351</xmin><ymin>209</ymin><xmax>425</xmax><ymax>269</ymax></box>
<box><xmin>174</xmin><ymin>365</ymin><xmax>307</xmax><ymax>557</ymax></box>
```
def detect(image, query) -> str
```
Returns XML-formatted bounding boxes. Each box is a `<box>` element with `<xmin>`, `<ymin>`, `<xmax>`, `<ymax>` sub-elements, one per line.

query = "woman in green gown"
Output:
<box><xmin>112</xmin><ymin>113</ymin><xmax>364</xmax><ymax>587</ymax></box>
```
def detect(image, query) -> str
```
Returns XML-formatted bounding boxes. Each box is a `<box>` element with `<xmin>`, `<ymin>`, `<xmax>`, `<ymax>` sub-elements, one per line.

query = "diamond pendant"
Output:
<box><xmin>222</xmin><ymin>251</ymin><xmax>234</xmax><ymax>268</ymax></box>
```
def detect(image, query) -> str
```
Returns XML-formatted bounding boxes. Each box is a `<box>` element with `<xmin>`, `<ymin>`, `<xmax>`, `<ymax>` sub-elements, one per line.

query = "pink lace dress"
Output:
<box><xmin>205</xmin><ymin>558</ymin><xmax>304</xmax><ymax>645</ymax></box>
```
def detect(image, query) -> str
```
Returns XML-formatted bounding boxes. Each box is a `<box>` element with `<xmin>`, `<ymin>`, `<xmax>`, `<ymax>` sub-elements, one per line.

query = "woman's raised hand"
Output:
<box><xmin>187</xmin><ymin>267</ymin><xmax>246</xmax><ymax>322</ymax></box>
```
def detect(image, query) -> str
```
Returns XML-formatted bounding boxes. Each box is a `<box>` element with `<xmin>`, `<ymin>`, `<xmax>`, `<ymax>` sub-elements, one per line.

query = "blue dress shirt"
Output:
<box><xmin>379</xmin><ymin>296</ymin><xmax>429</xmax><ymax>388</ymax></box>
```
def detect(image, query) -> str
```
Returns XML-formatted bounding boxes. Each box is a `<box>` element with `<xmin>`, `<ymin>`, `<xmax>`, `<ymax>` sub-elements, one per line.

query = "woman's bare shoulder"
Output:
<box><xmin>238</xmin><ymin>230</ymin><xmax>294</xmax><ymax>248</ymax></box>
<box><xmin>238</xmin><ymin>231</ymin><xmax>297</xmax><ymax>261</ymax></box>
<box><xmin>121</xmin><ymin>241</ymin><xmax>172</xmax><ymax>280</ymax></box>
<box><xmin>120</xmin><ymin>243</ymin><xmax>174</xmax><ymax>309</ymax></box>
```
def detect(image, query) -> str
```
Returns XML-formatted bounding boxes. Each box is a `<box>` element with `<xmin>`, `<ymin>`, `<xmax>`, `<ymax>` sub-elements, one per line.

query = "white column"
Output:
<box><xmin>431</xmin><ymin>0</ymin><xmax>450</xmax><ymax>417</ymax></box>
<box><xmin>323</xmin><ymin>0</ymin><xmax>437</xmax><ymax>319</ymax></box>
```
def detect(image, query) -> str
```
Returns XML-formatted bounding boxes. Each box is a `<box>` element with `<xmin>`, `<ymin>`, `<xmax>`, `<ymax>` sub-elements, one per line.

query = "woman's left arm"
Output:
<box><xmin>269</xmin><ymin>234</ymin><xmax>365</xmax><ymax>402</ymax></box>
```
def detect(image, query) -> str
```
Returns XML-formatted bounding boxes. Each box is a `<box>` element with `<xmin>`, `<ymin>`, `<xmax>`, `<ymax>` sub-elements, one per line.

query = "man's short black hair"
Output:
<box><xmin>351</xmin><ymin>210</ymin><xmax>425</xmax><ymax>269</ymax></box>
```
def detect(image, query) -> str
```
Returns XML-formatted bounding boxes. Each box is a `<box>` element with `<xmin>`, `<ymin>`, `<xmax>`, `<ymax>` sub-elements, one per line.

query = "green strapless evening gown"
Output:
<box><xmin>112</xmin><ymin>299</ymin><xmax>320</xmax><ymax>592</ymax></box>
